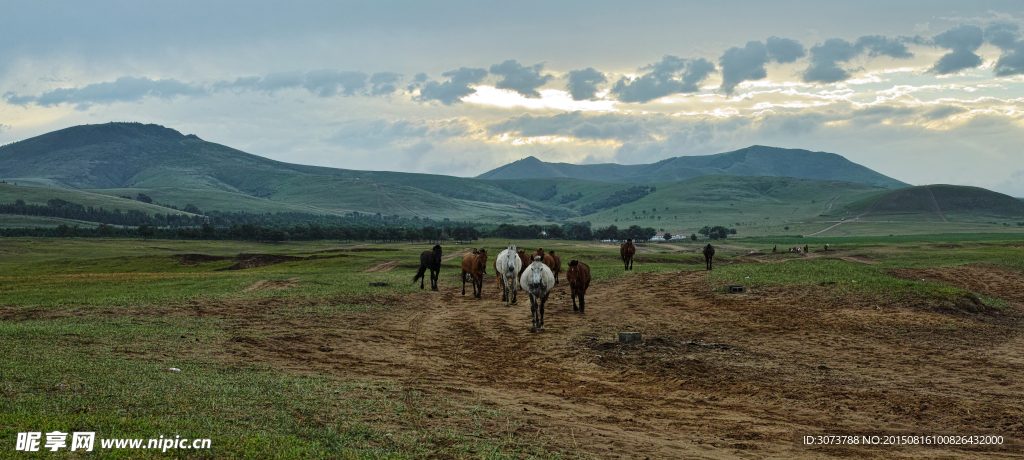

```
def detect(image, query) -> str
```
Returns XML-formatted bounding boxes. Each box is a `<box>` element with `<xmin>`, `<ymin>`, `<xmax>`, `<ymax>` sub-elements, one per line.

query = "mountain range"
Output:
<box><xmin>1</xmin><ymin>122</ymin><xmax>1021</xmax><ymax>236</ymax></box>
<box><xmin>477</xmin><ymin>146</ymin><xmax>909</xmax><ymax>189</ymax></box>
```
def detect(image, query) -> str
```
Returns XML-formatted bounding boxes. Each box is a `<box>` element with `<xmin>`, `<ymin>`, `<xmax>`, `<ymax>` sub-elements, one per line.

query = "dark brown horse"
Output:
<box><xmin>534</xmin><ymin>248</ymin><xmax>562</xmax><ymax>285</ymax></box>
<box><xmin>461</xmin><ymin>249</ymin><xmax>488</xmax><ymax>298</ymax></box>
<box><xmin>566</xmin><ymin>260</ymin><xmax>591</xmax><ymax>313</ymax></box>
<box><xmin>620</xmin><ymin>239</ymin><xmax>636</xmax><ymax>270</ymax></box>
<box><xmin>703</xmin><ymin>244</ymin><xmax>715</xmax><ymax>270</ymax></box>
<box><xmin>413</xmin><ymin>244</ymin><xmax>442</xmax><ymax>290</ymax></box>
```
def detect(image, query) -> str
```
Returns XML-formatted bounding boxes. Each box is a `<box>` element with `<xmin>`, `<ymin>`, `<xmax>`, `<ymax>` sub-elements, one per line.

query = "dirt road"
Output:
<box><xmin>222</xmin><ymin>268</ymin><xmax>1024</xmax><ymax>458</ymax></box>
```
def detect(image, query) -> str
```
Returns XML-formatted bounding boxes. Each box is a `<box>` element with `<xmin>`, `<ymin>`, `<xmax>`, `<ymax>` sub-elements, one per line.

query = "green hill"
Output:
<box><xmin>476</xmin><ymin>145</ymin><xmax>909</xmax><ymax>189</ymax></box>
<box><xmin>0</xmin><ymin>122</ymin><xmax>564</xmax><ymax>222</ymax></box>
<box><xmin>824</xmin><ymin>185</ymin><xmax>1024</xmax><ymax>222</ymax></box>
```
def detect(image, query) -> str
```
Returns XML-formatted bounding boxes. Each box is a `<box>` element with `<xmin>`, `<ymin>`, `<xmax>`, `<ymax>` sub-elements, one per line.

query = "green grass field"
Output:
<box><xmin>3</xmin><ymin>236</ymin><xmax>1024</xmax><ymax>457</ymax></box>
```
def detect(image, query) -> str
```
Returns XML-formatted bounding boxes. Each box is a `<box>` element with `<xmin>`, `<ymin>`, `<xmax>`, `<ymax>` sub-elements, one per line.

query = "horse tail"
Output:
<box><xmin>413</xmin><ymin>265</ymin><xmax>427</xmax><ymax>283</ymax></box>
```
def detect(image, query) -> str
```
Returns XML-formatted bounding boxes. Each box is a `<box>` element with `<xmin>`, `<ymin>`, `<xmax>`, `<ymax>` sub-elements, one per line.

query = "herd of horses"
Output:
<box><xmin>413</xmin><ymin>240</ymin><xmax>717</xmax><ymax>332</ymax></box>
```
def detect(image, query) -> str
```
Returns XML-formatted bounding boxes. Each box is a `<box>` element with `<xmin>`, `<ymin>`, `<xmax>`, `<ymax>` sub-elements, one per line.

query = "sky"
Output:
<box><xmin>3</xmin><ymin>1</ymin><xmax>1024</xmax><ymax>196</ymax></box>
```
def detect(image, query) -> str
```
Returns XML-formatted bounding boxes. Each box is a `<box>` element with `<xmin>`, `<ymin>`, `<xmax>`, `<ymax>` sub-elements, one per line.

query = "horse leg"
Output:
<box><xmin>530</xmin><ymin>294</ymin><xmax>538</xmax><ymax>332</ymax></box>
<box><xmin>539</xmin><ymin>295</ymin><xmax>547</xmax><ymax>330</ymax></box>
<box><xmin>462</xmin><ymin>270</ymin><xmax>466</xmax><ymax>295</ymax></box>
<box><xmin>431</xmin><ymin>270</ymin><xmax>438</xmax><ymax>291</ymax></box>
<box><xmin>579</xmin><ymin>293</ymin><xmax>585</xmax><ymax>314</ymax></box>
<box><xmin>571</xmin><ymin>288</ymin><xmax>578</xmax><ymax>311</ymax></box>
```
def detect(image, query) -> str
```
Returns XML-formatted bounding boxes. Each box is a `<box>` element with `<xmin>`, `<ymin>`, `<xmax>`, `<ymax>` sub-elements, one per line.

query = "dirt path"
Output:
<box><xmin>215</xmin><ymin>267</ymin><xmax>1024</xmax><ymax>458</ymax></box>
<box><xmin>365</xmin><ymin>260</ymin><xmax>401</xmax><ymax>272</ymax></box>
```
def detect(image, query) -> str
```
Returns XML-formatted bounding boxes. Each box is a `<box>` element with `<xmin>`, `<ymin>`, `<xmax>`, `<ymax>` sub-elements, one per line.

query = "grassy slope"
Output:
<box><xmin>0</xmin><ymin>183</ymin><xmax>197</xmax><ymax>216</ymax></box>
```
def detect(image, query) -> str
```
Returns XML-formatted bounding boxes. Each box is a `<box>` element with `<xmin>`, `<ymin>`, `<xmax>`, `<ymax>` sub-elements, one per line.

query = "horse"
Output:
<box><xmin>535</xmin><ymin>248</ymin><xmax>561</xmax><ymax>285</ymax></box>
<box><xmin>461</xmin><ymin>249</ymin><xmax>488</xmax><ymax>299</ymax></box>
<box><xmin>772</xmin><ymin>245</ymin><xmax>777</xmax><ymax>253</ymax></box>
<box><xmin>495</xmin><ymin>243</ymin><xmax>523</xmax><ymax>306</ymax></box>
<box><xmin>824</xmin><ymin>244</ymin><xmax>829</xmax><ymax>251</ymax></box>
<box><xmin>566</xmin><ymin>260</ymin><xmax>591</xmax><ymax>313</ymax></box>
<box><xmin>804</xmin><ymin>245</ymin><xmax>809</xmax><ymax>254</ymax></box>
<box><xmin>412</xmin><ymin>244</ymin><xmax>442</xmax><ymax>291</ymax></box>
<box><xmin>517</xmin><ymin>249</ymin><xmax>530</xmax><ymax>277</ymax></box>
<box><xmin>620</xmin><ymin>239</ymin><xmax>636</xmax><ymax>270</ymax></box>
<box><xmin>520</xmin><ymin>255</ymin><xmax>555</xmax><ymax>332</ymax></box>
<box><xmin>703</xmin><ymin>244</ymin><xmax>715</xmax><ymax>271</ymax></box>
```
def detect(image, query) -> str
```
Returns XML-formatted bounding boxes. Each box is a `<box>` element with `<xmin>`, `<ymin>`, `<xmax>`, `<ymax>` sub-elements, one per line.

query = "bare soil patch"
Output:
<box><xmin>195</xmin><ymin>268</ymin><xmax>1024</xmax><ymax>458</ymax></box>
<box><xmin>176</xmin><ymin>254</ymin><xmax>232</xmax><ymax>265</ymax></box>
<box><xmin>243</xmin><ymin>277</ymin><xmax>300</xmax><ymax>292</ymax></box>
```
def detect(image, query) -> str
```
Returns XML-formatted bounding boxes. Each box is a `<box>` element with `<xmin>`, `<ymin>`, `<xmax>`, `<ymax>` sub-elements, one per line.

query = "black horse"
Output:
<box><xmin>413</xmin><ymin>244</ymin><xmax>442</xmax><ymax>290</ymax></box>
<box><xmin>703</xmin><ymin>244</ymin><xmax>715</xmax><ymax>271</ymax></box>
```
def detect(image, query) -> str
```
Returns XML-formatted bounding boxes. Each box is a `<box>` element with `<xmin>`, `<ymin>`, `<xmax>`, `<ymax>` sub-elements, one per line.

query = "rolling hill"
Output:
<box><xmin>476</xmin><ymin>145</ymin><xmax>909</xmax><ymax>189</ymax></box>
<box><xmin>0</xmin><ymin>122</ymin><xmax>1019</xmax><ymax>237</ymax></box>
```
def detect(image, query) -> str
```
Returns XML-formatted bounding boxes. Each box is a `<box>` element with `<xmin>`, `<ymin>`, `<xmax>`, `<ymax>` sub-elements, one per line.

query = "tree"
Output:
<box><xmin>137</xmin><ymin>224</ymin><xmax>155</xmax><ymax>239</ymax></box>
<box><xmin>136</xmin><ymin>193</ymin><xmax>153</xmax><ymax>204</ymax></box>
<box><xmin>663</xmin><ymin>232</ymin><xmax>672</xmax><ymax>241</ymax></box>
<box><xmin>690</xmin><ymin>233</ymin><xmax>697</xmax><ymax>241</ymax></box>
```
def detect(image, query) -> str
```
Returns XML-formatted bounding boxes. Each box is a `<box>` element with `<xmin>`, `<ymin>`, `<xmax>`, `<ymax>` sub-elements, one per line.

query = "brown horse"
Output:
<box><xmin>517</xmin><ymin>249</ymin><xmax>530</xmax><ymax>277</ymax></box>
<box><xmin>703</xmin><ymin>244</ymin><xmax>715</xmax><ymax>270</ymax></box>
<box><xmin>566</xmin><ymin>260</ymin><xmax>591</xmax><ymax>313</ymax></box>
<box><xmin>412</xmin><ymin>244</ymin><xmax>442</xmax><ymax>290</ymax></box>
<box><xmin>461</xmin><ymin>249</ymin><xmax>488</xmax><ymax>299</ymax></box>
<box><xmin>535</xmin><ymin>248</ymin><xmax>561</xmax><ymax>284</ymax></box>
<box><xmin>620</xmin><ymin>239</ymin><xmax>636</xmax><ymax>270</ymax></box>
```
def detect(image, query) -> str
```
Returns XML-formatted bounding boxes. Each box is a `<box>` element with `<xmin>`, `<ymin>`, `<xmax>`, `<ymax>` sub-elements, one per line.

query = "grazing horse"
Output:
<box><xmin>461</xmin><ymin>249</ymin><xmax>488</xmax><ymax>299</ymax></box>
<box><xmin>412</xmin><ymin>244</ymin><xmax>442</xmax><ymax>290</ymax></box>
<box><xmin>703</xmin><ymin>244</ymin><xmax>715</xmax><ymax>271</ymax></box>
<box><xmin>804</xmin><ymin>245</ymin><xmax>809</xmax><ymax>254</ymax></box>
<box><xmin>566</xmin><ymin>260</ymin><xmax>591</xmax><ymax>313</ymax></box>
<box><xmin>620</xmin><ymin>239</ymin><xmax>636</xmax><ymax>270</ymax></box>
<box><xmin>520</xmin><ymin>256</ymin><xmax>555</xmax><ymax>332</ymax></box>
<box><xmin>772</xmin><ymin>245</ymin><xmax>777</xmax><ymax>253</ymax></box>
<box><xmin>495</xmin><ymin>243</ymin><xmax>523</xmax><ymax>306</ymax></box>
<box><xmin>824</xmin><ymin>244</ymin><xmax>829</xmax><ymax>251</ymax></box>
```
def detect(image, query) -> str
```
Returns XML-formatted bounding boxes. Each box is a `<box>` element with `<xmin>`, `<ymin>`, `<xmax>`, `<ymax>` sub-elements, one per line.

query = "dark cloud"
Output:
<box><xmin>488</xmin><ymin>59</ymin><xmax>552</xmax><ymax>98</ymax></box>
<box><xmin>983</xmin><ymin>23</ymin><xmax>1024</xmax><ymax>76</ymax></box>
<box><xmin>302</xmin><ymin>70</ymin><xmax>368</xmax><ymax>97</ymax></box>
<box><xmin>993</xmin><ymin>41</ymin><xmax>1024</xmax><ymax>76</ymax></box>
<box><xmin>416</xmin><ymin>67</ymin><xmax>488</xmax><ymax>105</ymax></box>
<box><xmin>565</xmin><ymin>67</ymin><xmax>607</xmax><ymax>100</ymax></box>
<box><xmin>719</xmin><ymin>41</ymin><xmax>769</xmax><ymax>95</ymax></box>
<box><xmin>930</xmin><ymin>24</ymin><xmax>984</xmax><ymax>74</ymax></box>
<box><xmin>855</xmin><ymin>35</ymin><xmax>913</xmax><ymax>58</ymax></box>
<box><xmin>19</xmin><ymin>76</ymin><xmax>207</xmax><ymax>110</ymax></box>
<box><xmin>369</xmin><ymin>72</ymin><xmax>400</xmax><ymax>95</ymax></box>
<box><xmin>984</xmin><ymin>23</ymin><xmax>1019</xmax><ymax>50</ymax></box>
<box><xmin>719</xmin><ymin>37</ymin><xmax>805</xmax><ymax>94</ymax></box>
<box><xmin>3</xmin><ymin>92</ymin><xmax>37</xmax><ymax>106</ymax></box>
<box><xmin>922</xmin><ymin>105</ymin><xmax>968</xmax><ymax>120</ymax></box>
<box><xmin>765</xmin><ymin>36</ymin><xmax>806</xmax><ymax>63</ymax></box>
<box><xmin>611</xmin><ymin>55</ymin><xmax>716</xmax><ymax>103</ymax></box>
<box><xmin>802</xmin><ymin>38</ymin><xmax>858</xmax><ymax>83</ymax></box>
<box><xmin>801</xmin><ymin>35</ymin><xmax>913</xmax><ymax>83</ymax></box>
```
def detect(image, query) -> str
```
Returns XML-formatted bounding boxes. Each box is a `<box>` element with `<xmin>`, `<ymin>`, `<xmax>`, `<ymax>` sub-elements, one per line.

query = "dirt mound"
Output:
<box><xmin>889</xmin><ymin>264</ymin><xmax>1024</xmax><ymax>305</ymax></box>
<box><xmin>177</xmin><ymin>254</ymin><xmax>233</xmax><ymax>265</ymax></box>
<box><xmin>221</xmin><ymin>254</ymin><xmax>305</xmax><ymax>270</ymax></box>
<box><xmin>243</xmin><ymin>277</ymin><xmax>300</xmax><ymax>292</ymax></box>
<box><xmin>365</xmin><ymin>261</ymin><xmax>401</xmax><ymax>272</ymax></box>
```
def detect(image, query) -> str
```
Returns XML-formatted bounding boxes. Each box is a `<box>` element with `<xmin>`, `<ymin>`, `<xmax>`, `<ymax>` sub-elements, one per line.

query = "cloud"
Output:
<box><xmin>488</xmin><ymin>59</ymin><xmax>552</xmax><ymax>98</ymax></box>
<box><xmin>930</xmin><ymin>24</ymin><xmax>984</xmax><ymax>74</ymax></box>
<box><xmin>719</xmin><ymin>37</ymin><xmax>806</xmax><ymax>94</ymax></box>
<box><xmin>801</xmin><ymin>35</ymin><xmax>912</xmax><ymax>83</ymax></box>
<box><xmin>855</xmin><ymin>35</ymin><xmax>913</xmax><ymax>58</ymax></box>
<box><xmin>984</xmin><ymin>23</ymin><xmax>1019</xmax><ymax>50</ymax></box>
<box><xmin>329</xmin><ymin>118</ymin><xmax>472</xmax><ymax>151</ymax></box>
<box><xmin>765</xmin><ymin>36</ymin><xmax>806</xmax><ymax>63</ymax></box>
<box><xmin>416</xmin><ymin>67</ymin><xmax>488</xmax><ymax>105</ymax></box>
<box><xmin>802</xmin><ymin>38</ymin><xmax>859</xmax><ymax>83</ymax></box>
<box><xmin>565</xmin><ymin>67</ymin><xmax>607</xmax><ymax>100</ymax></box>
<box><xmin>611</xmin><ymin>55</ymin><xmax>716</xmax><ymax>103</ymax></box>
<box><xmin>13</xmin><ymin>76</ymin><xmax>207</xmax><ymax>110</ymax></box>
<box><xmin>369</xmin><ymin>72</ymin><xmax>400</xmax><ymax>95</ymax></box>
<box><xmin>302</xmin><ymin>70</ymin><xmax>368</xmax><ymax>97</ymax></box>
<box><xmin>983</xmin><ymin>23</ymin><xmax>1024</xmax><ymax>76</ymax></box>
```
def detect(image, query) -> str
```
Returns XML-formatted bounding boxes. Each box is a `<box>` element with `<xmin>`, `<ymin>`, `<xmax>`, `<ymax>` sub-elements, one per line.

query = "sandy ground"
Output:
<box><xmin>213</xmin><ymin>265</ymin><xmax>1024</xmax><ymax>458</ymax></box>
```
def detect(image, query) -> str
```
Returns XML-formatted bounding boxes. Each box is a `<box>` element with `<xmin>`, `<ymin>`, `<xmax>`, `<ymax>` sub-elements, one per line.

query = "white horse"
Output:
<box><xmin>520</xmin><ymin>255</ymin><xmax>555</xmax><ymax>332</ymax></box>
<box><xmin>495</xmin><ymin>243</ymin><xmax>523</xmax><ymax>306</ymax></box>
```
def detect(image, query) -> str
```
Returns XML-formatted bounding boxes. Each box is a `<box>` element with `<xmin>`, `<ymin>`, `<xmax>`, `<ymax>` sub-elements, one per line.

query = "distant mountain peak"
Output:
<box><xmin>477</xmin><ymin>145</ymin><xmax>909</xmax><ymax>189</ymax></box>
